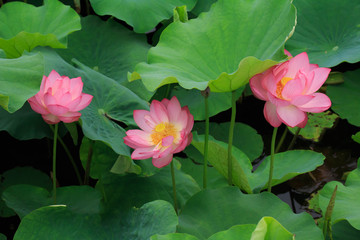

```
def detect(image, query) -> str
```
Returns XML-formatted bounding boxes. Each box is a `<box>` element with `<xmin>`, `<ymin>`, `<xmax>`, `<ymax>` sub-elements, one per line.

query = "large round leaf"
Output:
<box><xmin>57</xmin><ymin>16</ymin><xmax>152</xmax><ymax>100</ymax></box>
<box><xmin>327</xmin><ymin>70</ymin><xmax>360</xmax><ymax>127</ymax></box>
<box><xmin>178</xmin><ymin>187</ymin><xmax>323</xmax><ymax>240</ymax></box>
<box><xmin>0</xmin><ymin>53</ymin><xmax>43</xmax><ymax>113</ymax></box>
<box><xmin>2</xmin><ymin>185</ymin><xmax>102</xmax><ymax>219</ymax></box>
<box><xmin>317</xmin><ymin>158</ymin><xmax>360</xmax><ymax>230</ymax></box>
<box><xmin>89</xmin><ymin>0</ymin><xmax>197</xmax><ymax>33</ymax></box>
<box><xmin>0</xmin><ymin>167</ymin><xmax>51</xmax><ymax>218</ymax></box>
<box><xmin>96</xmin><ymin>167</ymin><xmax>200</xmax><ymax>213</ymax></box>
<box><xmin>0</xmin><ymin>0</ymin><xmax>80</xmax><ymax>58</ymax></box>
<box><xmin>286</xmin><ymin>0</ymin><xmax>360</xmax><ymax>67</ymax></box>
<box><xmin>248</xmin><ymin>150</ymin><xmax>326</xmax><ymax>193</ymax></box>
<box><xmin>130</xmin><ymin>0</ymin><xmax>296</xmax><ymax>92</ymax></box>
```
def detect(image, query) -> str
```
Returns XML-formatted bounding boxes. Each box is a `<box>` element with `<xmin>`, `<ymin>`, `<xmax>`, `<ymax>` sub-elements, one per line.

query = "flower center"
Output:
<box><xmin>276</xmin><ymin>77</ymin><xmax>292</xmax><ymax>99</ymax></box>
<box><xmin>151</xmin><ymin>122</ymin><xmax>178</xmax><ymax>145</ymax></box>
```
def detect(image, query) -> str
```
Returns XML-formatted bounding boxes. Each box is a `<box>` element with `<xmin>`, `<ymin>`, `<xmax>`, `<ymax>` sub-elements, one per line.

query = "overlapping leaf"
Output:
<box><xmin>286</xmin><ymin>0</ymin><xmax>360</xmax><ymax>67</ymax></box>
<box><xmin>327</xmin><ymin>70</ymin><xmax>360</xmax><ymax>127</ymax></box>
<box><xmin>130</xmin><ymin>0</ymin><xmax>296</xmax><ymax>92</ymax></box>
<box><xmin>0</xmin><ymin>53</ymin><xmax>43</xmax><ymax>113</ymax></box>
<box><xmin>89</xmin><ymin>0</ymin><xmax>197</xmax><ymax>33</ymax></box>
<box><xmin>57</xmin><ymin>16</ymin><xmax>152</xmax><ymax>100</ymax></box>
<box><xmin>0</xmin><ymin>0</ymin><xmax>80</xmax><ymax>58</ymax></box>
<box><xmin>177</xmin><ymin>187</ymin><xmax>322</xmax><ymax>240</ymax></box>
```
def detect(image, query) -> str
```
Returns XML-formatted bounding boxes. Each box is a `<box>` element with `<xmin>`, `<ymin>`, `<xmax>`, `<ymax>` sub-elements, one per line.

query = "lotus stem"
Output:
<box><xmin>84</xmin><ymin>139</ymin><xmax>94</xmax><ymax>185</ymax></box>
<box><xmin>170</xmin><ymin>160</ymin><xmax>178</xmax><ymax>215</ymax></box>
<box><xmin>267</xmin><ymin>127</ymin><xmax>278</xmax><ymax>192</ymax></box>
<box><xmin>287</xmin><ymin>127</ymin><xmax>301</xmax><ymax>150</ymax></box>
<box><xmin>202</xmin><ymin>88</ymin><xmax>210</xmax><ymax>189</ymax></box>
<box><xmin>323</xmin><ymin>185</ymin><xmax>338</xmax><ymax>240</ymax></box>
<box><xmin>52</xmin><ymin>123</ymin><xmax>59</xmax><ymax>204</ymax></box>
<box><xmin>49</xmin><ymin>125</ymin><xmax>83</xmax><ymax>185</ymax></box>
<box><xmin>275</xmin><ymin>127</ymin><xmax>288</xmax><ymax>153</ymax></box>
<box><xmin>227</xmin><ymin>91</ymin><xmax>236</xmax><ymax>185</ymax></box>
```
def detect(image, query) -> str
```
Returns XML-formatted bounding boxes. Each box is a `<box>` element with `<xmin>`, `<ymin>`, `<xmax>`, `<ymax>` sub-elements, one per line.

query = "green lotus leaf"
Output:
<box><xmin>327</xmin><ymin>70</ymin><xmax>360</xmax><ymax>127</ymax></box>
<box><xmin>57</xmin><ymin>15</ymin><xmax>152</xmax><ymax>100</ymax></box>
<box><xmin>79</xmin><ymin>137</ymin><xmax>119</xmax><ymax>179</ymax></box>
<box><xmin>151</xmin><ymin>233</ymin><xmax>200</xmax><ymax>240</ymax></box>
<box><xmin>0</xmin><ymin>167</ymin><xmax>51</xmax><ymax>218</ymax></box>
<box><xmin>130</xmin><ymin>0</ymin><xmax>296</xmax><ymax>92</ymax></box>
<box><xmin>352</xmin><ymin>132</ymin><xmax>360</xmax><ymax>144</ymax></box>
<box><xmin>286</xmin><ymin>0</ymin><xmax>360</xmax><ymax>67</ymax></box>
<box><xmin>0</xmin><ymin>53</ymin><xmax>43</xmax><ymax>113</ymax></box>
<box><xmin>171</xmin><ymin>86</ymin><xmax>244</xmax><ymax>121</ymax></box>
<box><xmin>177</xmin><ymin>187</ymin><xmax>322</xmax><ymax>240</ymax></box>
<box><xmin>3</xmin><ymin>185</ymin><xmax>102</xmax><ymax>219</ymax></box>
<box><xmin>288</xmin><ymin>111</ymin><xmax>339</xmax><ymax>142</ymax></box>
<box><xmin>0</xmin><ymin>0</ymin><xmax>80</xmax><ymax>58</ymax></box>
<box><xmin>316</xmin><ymin>158</ymin><xmax>360</xmax><ymax>230</ymax></box>
<box><xmin>193</xmin><ymin>122</ymin><xmax>263</xmax><ymax>161</ymax></box>
<box><xmin>0</xmin><ymin>233</ymin><xmax>6</xmax><ymax>240</ymax></box>
<box><xmin>248</xmin><ymin>150</ymin><xmax>325</xmax><ymax>193</ymax></box>
<box><xmin>96</xmin><ymin>166</ymin><xmax>200</xmax><ymax>213</ymax></box>
<box><xmin>332</xmin><ymin>221</ymin><xmax>360</xmax><ymax>240</ymax></box>
<box><xmin>191</xmin><ymin>0</ymin><xmax>217</xmax><ymax>15</ymax></box>
<box><xmin>89</xmin><ymin>0</ymin><xmax>197</xmax><ymax>33</ymax></box>
<box><xmin>191</xmin><ymin>133</ymin><xmax>253</xmax><ymax>193</ymax></box>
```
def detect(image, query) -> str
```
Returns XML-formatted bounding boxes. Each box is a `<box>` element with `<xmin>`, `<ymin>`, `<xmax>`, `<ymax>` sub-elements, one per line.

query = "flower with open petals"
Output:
<box><xmin>124</xmin><ymin>96</ymin><xmax>194</xmax><ymax>168</ymax></box>
<box><xmin>250</xmin><ymin>52</ymin><xmax>331</xmax><ymax>128</ymax></box>
<box><xmin>28</xmin><ymin>70</ymin><xmax>93</xmax><ymax>124</ymax></box>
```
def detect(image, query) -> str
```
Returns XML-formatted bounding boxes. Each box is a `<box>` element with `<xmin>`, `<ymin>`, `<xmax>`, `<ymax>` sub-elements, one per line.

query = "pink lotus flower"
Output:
<box><xmin>124</xmin><ymin>96</ymin><xmax>194</xmax><ymax>168</ymax></box>
<box><xmin>250</xmin><ymin>52</ymin><xmax>331</xmax><ymax>128</ymax></box>
<box><xmin>28</xmin><ymin>70</ymin><xmax>93</xmax><ymax>124</ymax></box>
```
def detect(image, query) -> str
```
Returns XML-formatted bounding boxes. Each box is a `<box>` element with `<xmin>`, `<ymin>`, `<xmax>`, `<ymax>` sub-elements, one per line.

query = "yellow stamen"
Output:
<box><xmin>276</xmin><ymin>77</ymin><xmax>292</xmax><ymax>99</ymax></box>
<box><xmin>151</xmin><ymin>122</ymin><xmax>178</xmax><ymax>146</ymax></box>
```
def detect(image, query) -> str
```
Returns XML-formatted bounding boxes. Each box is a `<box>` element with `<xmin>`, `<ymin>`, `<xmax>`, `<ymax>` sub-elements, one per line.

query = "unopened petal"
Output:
<box><xmin>47</xmin><ymin>104</ymin><xmax>69</xmax><ymax>116</ymax></box>
<box><xmin>286</xmin><ymin>52</ymin><xmax>310</xmax><ymax>78</ymax></box>
<box><xmin>28</xmin><ymin>97</ymin><xmax>48</xmax><ymax>115</ymax></box>
<box><xmin>150</xmin><ymin>100</ymin><xmax>169</xmax><ymax>123</ymax></box>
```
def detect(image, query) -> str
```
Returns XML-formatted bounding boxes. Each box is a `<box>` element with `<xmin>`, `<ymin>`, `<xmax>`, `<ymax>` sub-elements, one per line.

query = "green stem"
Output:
<box><xmin>84</xmin><ymin>140</ymin><xmax>94</xmax><ymax>185</ymax></box>
<box><xmin>267</xmin><ymin>127</ymin><xmax>278</xmax><ymax>192</ymax></box>
<box><xmin>85</xmin><ymin>0</ymin><xmax>90</xmax><ymax>15</ymax></box>
<box><xmin>203</xmin><ymin>93</ymin><xmax>209</xmax><ymax>189</ymax></box>
<box><xmin>0</xmin><ymin>0</ymin><xmax>3</xmax><ymax>7</ymax></box>
<box><xmin>170</xmin><ymin>161</ymin><xmax>178</xmax><ymax>215</ymax></box>
<box><xmin>52</xmin><ymin>123</ymin><xmax>59</xmax><ymax>204</ymax></box>
<box><xmin>227</xmin><ymin>91</ymin><xmax>236</xmax><ymax>185</ymax></box>
<box><xmin>49</xmin><ymin>125</ymin><xmax>83</xmax><ymax>185</ymax></box>
<box><xmin>287</xmin><ymin>127</ymin><xmax>301</xmax><ymax>150</ymax></box>
<box><xmin>275</xmin><ymin>127</ymin><xmax>288</xmax><ymax>153</ymax></box>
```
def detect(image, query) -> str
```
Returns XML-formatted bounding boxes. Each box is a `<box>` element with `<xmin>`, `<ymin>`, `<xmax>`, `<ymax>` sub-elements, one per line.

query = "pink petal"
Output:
<box><xmin>162</xmin><ymin>135</ymin><xmax>174</xmax><ymax>147</ymax></box>
<box><xmin>47</xmin><ymin>104</ymin><xmax>69</xmax><ymax>116</ymax></box>
<box><xmin>249</xmin><ymin>73</ymin><xmax>268</xmax><ymax>101</ymax></box>
<box><xmin>28</xmin><ymin>97</ymin><xmax>48</xmax><ymax>115</ymax></box>
<box><xmin>167</xmin><ymin>96</ymin><xmax>182</xmax><ymax>122</ymax></box>
<box><xmin>297</xmin><ymin>116</ymin><xmax>308</xmax><ymax>128</ymax></box>
<box><xmin>58</xmin><ymin>114</ymin><xmax>81</xmax><ymax>123</ymax></box>
<box><xmin>125</xmin><ymin>130</ymin><xmax>152</xmax><ymax>147</ymax></box>
<box><xmin>264</xmin><ymin>101</ymin><xmax>282</xmax><ymax>127</ymax></box>
<box><xmin>161</xmin><ymin>98</ymin><xmax>170</xmax><ymax>107</ymax></box>
<box><xmin>184</xmin><ymin>107</ymin><xmax>194</xmax><ymax>133</ymax></box>
<box><xmin>42</xmin><ymin>114</ymin><xmax>60</xmax><ymax>124</ymax></box>
<box><xmin>174</xmin><ymin>108</ymin><xmax>188</xmax><ymax>130</ymax></box>
<box><xmin>277</xmin><ymin>105</ymin><xmax>307</xmax><ymax>128</ymax></box>
<box><xmin>71</xmin><ymin>93</ymin><xmax>93</xmax><ymax>112</ymax></box>
<box><xmin>261</xmin><ymin>71</ymin><xmax>278</xmax><ymax>97</ymax></box>
<box><xmin>69</xmin><ymin>77</ymin><xmax>84</xmax><ymax>99</ymax></box>
<box><xmin>131</xmin><ymin>147</ymin><xmax>155</xmax><ymax>160</ymax></box>
<box><xmin>152</xmin><ymin>154</ymin><xmax>173</xmax><ymax>168</ymax></box>
<box><xmin>155</xmin><ymin>145</ymin><xmax>174</xmax><ymax>158</ymax></box>
<box><xmin>173</xmin><ymin>132</ymin><xmax>191</xmax><ymax>153</ymax></box>
<box><xmin>133</xmin><ymin>110</ymin><xmax>153</xmax><ymax>132</ymax></box>
<box><xmin>59</xmin><ymin>92</ymin><xmax>73</xmax><ymax>106</ymax></box>
<box><xmin>281</xmin><ymin>78</ymin><xmax>305</xmax><ymax>100</ymax></box>
<box><xmin>286</xmin><ymin>52</ymin><xmax>310</xmax><ymax>78</ymax></box>
<box><xmin>284</xmin><ymin>49</ymin><xmax>292</xmax><ymax>57</ymax></box>
<box><xmin>44</xmin><ymin>93</ymin><xmax>57</xmax><ymax>106</ymax></box>
<box><xmin>304</xmin><ymin>67</ymin><xmax>331</xmax><ymax>94</ymax></box>
<box><xmin>150</xmin><ymin>100</ymin><xmax>169</xmax><ymax>123</ymax></box>
<box><xmin>291</xmin><ymin>95</ymin><xmax>314</xmax><ymax>106</ymax></box>
<box><xmin>296</xmin><ymin>93</ymin><xmax>331</xmax><ymax>113</ymax></box>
